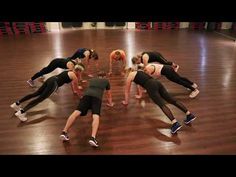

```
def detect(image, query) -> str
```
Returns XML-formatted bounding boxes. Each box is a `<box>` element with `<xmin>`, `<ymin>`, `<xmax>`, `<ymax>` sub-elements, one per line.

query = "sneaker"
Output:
<box><xmin>192</xmin><ymin>83</ymin><xmax>198</xmax><ymax>89</ymax></box>
<box><xmin>10</xmin><ymin>102</ymin><xmax>21</xmax><ymax>111</ymax></box>
<box><xmin>174</xmin><ymin>65</ymin><xmax>180</xmax><ymax>72</ymax></box>
<box><xmin>88</xmin><ymin>137</ymin><xmax>99</xmax><ymax>147</ymax></box>
<box><xmin>15</xmin><ymin>110</ymin><xmax>27</xmax><ymax>122</ymax></box>
<box><xmin>88</xmin><ymin>74</ymin><xmax>94</xmax><ymax>78</ymax></box>
<box><xmin>184</xmin><ymin>114</ymin><xmax>196</xmax><ymax>125</ymax></box>
<box><xmin>171</xmin><ymin>122</ymin><xmax>182</xmax><ymax>134</ymax></box>
<box><xmin>60</xmin><ymin>131</ymin><xmax>70</xmax><ymax>141</ymax></box>
<box><xmin>27</xmin><ymin>79</ymin><xmax>35</xmax><ymax>87</ymax></box>
<box><xmin>189</xmin><ymin>89</ymin><xmax>200</xmax><ymax>98</ymax></box>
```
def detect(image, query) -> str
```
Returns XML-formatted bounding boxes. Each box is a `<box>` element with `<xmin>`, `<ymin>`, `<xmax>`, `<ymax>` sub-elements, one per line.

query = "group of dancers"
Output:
<box><xmin>10</xmin><ymin>48</ymin><xmax>199</xmax><ymax>148</ymax></box>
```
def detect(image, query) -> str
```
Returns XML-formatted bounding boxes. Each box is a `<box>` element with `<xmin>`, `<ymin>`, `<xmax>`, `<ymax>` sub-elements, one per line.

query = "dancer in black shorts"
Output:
<box><xmin>60</xmin><ymin>71</ymin><xmax>114</xmax><ymax>147</ymax></box>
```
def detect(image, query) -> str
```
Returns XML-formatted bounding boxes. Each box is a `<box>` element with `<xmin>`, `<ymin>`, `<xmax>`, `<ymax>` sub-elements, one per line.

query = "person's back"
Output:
<box><xmin>84</xmin><ymin>78</ymin><xmax>110</xmax><ymax>100</ymax></box>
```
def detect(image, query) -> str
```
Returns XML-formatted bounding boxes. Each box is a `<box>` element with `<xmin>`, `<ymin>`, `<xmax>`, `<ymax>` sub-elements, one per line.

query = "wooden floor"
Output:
<box><xmin>0</xmin><ymin>29</ymin><xmax>236</xmax><ymax>155</ymax></box>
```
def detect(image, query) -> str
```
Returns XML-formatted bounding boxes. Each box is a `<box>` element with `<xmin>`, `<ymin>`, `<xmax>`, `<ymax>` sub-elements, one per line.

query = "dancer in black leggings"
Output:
<box><xmin>122</xmin><ymin>69</ymin><xmax>196</xmax><ymax>134</ymax></box>
<box><xmin>70</xmin><ymin>48</ymin><xmax>99</xmax><ymax>77</ymax></box>
<box><xmin>27</xmin><ymin>57</ymin><xmax>79</xmax><ymax>87</ymax></box>
<box><xmin>11</xmin><ymin>65</ymin><xmax>83</xmax><ymax>122</ymax></box>
<box><xmin>144</xmin><ymin>63</ymin><xmax>199</xmax><ymax>98</ymax></box>
<box><xmin>132</xmin><ymin>51</ymin><xmax>179</xmax><ymax>71</ymax></box>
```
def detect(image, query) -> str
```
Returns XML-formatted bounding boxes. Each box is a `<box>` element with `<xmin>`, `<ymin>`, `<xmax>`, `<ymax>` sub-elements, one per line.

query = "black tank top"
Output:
<box><xmin>141</xmin><ymin>52</ymin><xmax>161</xmax><ymax>63</ymax></box>
<box><xmin>133</xmin><ymin>71</ymin><xmax>153</xmax><ymax>88</ymax></box>
<box><xmin>58</xmin><ymin>58</ymin><xmax>77</xmax><ymax>69</ymax></box>
<box><xmin>55</xmin><ymin>71</ymin><xmax>72</xmax><ymax>87</ymax></box>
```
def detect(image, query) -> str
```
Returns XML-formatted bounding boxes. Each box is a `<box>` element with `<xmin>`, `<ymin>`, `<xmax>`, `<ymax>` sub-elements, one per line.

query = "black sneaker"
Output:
<box><xmin>88</xmin><ymin>137</ymin><xmax>99</xmax><ymax>147</ymax></box>
<box><xmin>184</xmin><ymin>114</ymin><xmax>196</xmax><ymax>125</ymax></box>
<box><xmin>60</xmin><ymin>131</ymin><xmax>69</xmax><ymax>141</ymax></box>
<box><xmin>171</xmin><ymin>122</ymin><xmax>182</xmax><ymax>134</ymax></box>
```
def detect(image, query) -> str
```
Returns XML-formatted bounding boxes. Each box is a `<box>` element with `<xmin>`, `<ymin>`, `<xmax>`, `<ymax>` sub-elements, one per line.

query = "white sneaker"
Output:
<box><xmin>189</xmin><ymin>89</ymin><xmax>200</xmax><ymax>98</ymax></box>
<box><xmin>10</xmin><ymin>103</ymin><xmax>21</xmax><ymax>111</ymax></box>
<box><xmin>192</xmin><ymin>83</ymin><xmax>198</xmax><ymax>89</ymax></box>
<box><xmin>174</xmin><ymin>65</ymin><xmax>180</xmax><ymax>72</ymax></box>
<box><xmin>15</xmin><ymin>110</ymin><xmax>27</xmax><ymax>122</ymax></box>
<box><xmin>27</xmin><ymin>79</ymin><xmax>35</xmax><ymax>87</ymax></box>
<box><xmin>88</xmin><ymin>74</ymin><xmax>94</xmax><ymax>78</ymax></box>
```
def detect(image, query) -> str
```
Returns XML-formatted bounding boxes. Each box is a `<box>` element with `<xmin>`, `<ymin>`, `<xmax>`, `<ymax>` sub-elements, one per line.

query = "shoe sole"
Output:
<box><xmin>88</xmin><ymin>140</ymin><xmax>99</xmax><ymax>147</ymax></box>
<box><xmin>60</xmin><ymin>135</ymin><xmax>69</xmax><ymax>141</ymax></box>
<box><xmin>184</xmin><ymin>117</ymin><xmax>197</xmax><ymax>125</ymax></box>
<box><xmin>189</xmin><ymin>91</ymin><xmax>200</xmax><ymax>98</ymax></box>
<box><xmin>10</xmin><ymin>105</ymin><xmax>21</xmax><ymax>112</ymax></box>
<box><xmin>171</xmin><ymin>125</ymin><xmax>182</xmax><ymax>134</ymax></box>
<box><xmin>16</xmin><ymin>116</ymin><xmax>27</xmax><ymax>122</ymax></box>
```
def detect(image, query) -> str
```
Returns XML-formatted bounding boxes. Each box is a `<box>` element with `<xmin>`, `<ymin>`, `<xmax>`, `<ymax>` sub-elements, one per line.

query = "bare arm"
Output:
<box><xmin>109</xmin><ymin>55</ymin><xmax>113</xmax><ymax>73</ymax></box>
<box><xmin>68</xmin><ymin>72</ymin><xmax>82</xmax><ymax>96</ymax></box>
<box><xmin>95</xmin><ymin>60</ymin><xmax>99</xmax><ymax>72</ymax></box>
<box><xmin>106</xmin><ymin>90</ymin><xmax>114</xmax><ymax>107</ymax></box>
<box><xmin>122</xmin><ymin>71</ymin><xmax>136</xmax><ymax>105</ymax></box>
<box><xmin>135</xmin><ymin>85</ymin><xmax>143</xmax><ymax>99</ymax></box>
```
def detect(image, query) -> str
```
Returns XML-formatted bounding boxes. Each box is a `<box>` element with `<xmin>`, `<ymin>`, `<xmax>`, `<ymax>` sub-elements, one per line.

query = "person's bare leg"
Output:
<box><xmin>91</xmin><ymin>114</ymin><xmax>99</xmax><ymax>138</ymax></box>
<box><xmin>63</xmin><ymin>110</ymin><xmax>81</xmax><ymax>132</ymax></box>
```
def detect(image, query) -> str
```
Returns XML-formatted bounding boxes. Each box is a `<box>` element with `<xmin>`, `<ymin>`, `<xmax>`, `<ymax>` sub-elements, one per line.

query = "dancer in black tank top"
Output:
<box><xmin>70</xmin><ymin>48</ymin><xmax>99</xmax><ymax>78</ymax></box>
<box><xmin>11</xmin><ymin>66</ymin><xmax>83</xmax><ymax>122</ymax></box>
<box><xmin>122</xmin><ymin>69</ymin><xmax>196</xmax><ymax>134</ymax></box>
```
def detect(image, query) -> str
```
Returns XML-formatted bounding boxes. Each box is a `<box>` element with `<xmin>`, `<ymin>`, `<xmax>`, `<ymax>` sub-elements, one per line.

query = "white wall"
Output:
<box><xmin>221</xmin><ymin>22</ymin><xmax>232</xmax><ymax>29</ymax></box>
<box><xmin>46</xmin><ymin>22</ymin><xmax>61</xmax><ymax>31</ymax></box>
<box><xmin>179</xmin><ymin>22</ymin><xmax>189</xmax><ymax>28</ymax></box>
<box><xmin>56</xmin><ymin>22</ymin><xmax>128</xmax><ymax>30</ymax></box>
<box><xmin>46</xmin><ymin>22</ymin><xmax>233</xmax><ymax>31</ymax></box>
<box><xmin>127</xmin><ymin>22</ymin><xmax>136</xmax><ymax>29</ymax></box>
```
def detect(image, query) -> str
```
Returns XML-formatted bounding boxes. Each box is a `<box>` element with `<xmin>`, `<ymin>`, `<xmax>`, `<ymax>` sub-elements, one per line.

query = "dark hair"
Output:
<box><xmin>114</xmin><ymin>51</ymin><xmax>121</xmax><ymax>55</ymax></box>
<box><xmin>97</xmin><ymin>71</ymin><xmax>106</xmax><ymax>77</ymax></box>
<box><xmin>131</xmin><ymin>56</ymin><xmax>139</xmax><ymax>64</ymax></box>
<box><xmin>90</xmin><ymin>49</ymin><xmax>99</xmax><ymax>60</ymax></box>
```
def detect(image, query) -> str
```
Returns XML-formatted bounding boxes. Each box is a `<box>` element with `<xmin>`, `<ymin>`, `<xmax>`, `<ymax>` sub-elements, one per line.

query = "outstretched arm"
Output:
<box><xmin>106</xmin><ymin>90</ymin><xmax>114</xmax><ymax>107</ymax></box>
<box><xmin>122</xmin><ymin>72</ymin><xmax>135</xmax><ymax>105</ymax></box>
<box><xmin>69</xmin><ymin>72</ymin><xmax>82</xmax><ymax>96</ymax></box>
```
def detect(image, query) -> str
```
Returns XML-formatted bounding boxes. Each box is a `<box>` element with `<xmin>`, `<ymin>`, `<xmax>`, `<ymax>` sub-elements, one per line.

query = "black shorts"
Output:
<box><xmin>77</xmin><ymin>95</ymin><xmax>102</xmax><ymax>116</ymax></box>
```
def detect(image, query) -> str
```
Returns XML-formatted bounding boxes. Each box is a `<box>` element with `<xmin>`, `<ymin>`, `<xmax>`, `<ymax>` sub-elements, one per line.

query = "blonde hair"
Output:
<box><xmin>74</xmin><ymin>64</ymin><xmax>85</xmax><ymax>72</ymax></box>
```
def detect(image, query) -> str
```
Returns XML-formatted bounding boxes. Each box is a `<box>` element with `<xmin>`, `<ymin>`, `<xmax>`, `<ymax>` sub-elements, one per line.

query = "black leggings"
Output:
<box><xmin>31</xmin><ymin>58</ymin><xmax>67</xmax><ymax>80</ymax></box>
<box><xmin>154</xmin><ymin>52</ymin><xmax>173</xmax><ymax>65</ymax></box>
<box><xmin>161</xmin><ymin>65</ymin><xmax>195</xmax><ymax>91</ymax></box>
<box><xmin>145</xmin><ymin>79</ymin><xmax>188</xmax><ymax>121</ymax></box>
<box><xmin>18</xmin><ymin>77</ymin><xmax>58</xmax><ymax>112</ymax></box>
